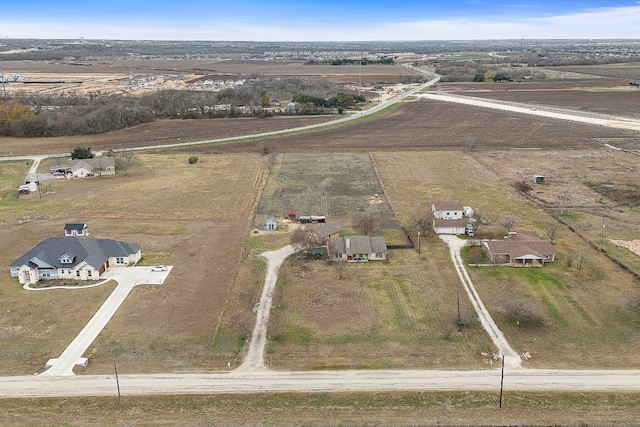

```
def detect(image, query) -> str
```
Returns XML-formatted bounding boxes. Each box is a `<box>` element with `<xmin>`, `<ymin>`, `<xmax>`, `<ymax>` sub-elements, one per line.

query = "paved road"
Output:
<box><xmin>39</xmin><ymin>266</ymin><xmax>171</xmax><ymax>376</ymax></box>
<box><xmin>421</xmin><ymin>92</ymin><xmax>640</xmax><ymax>132</ymax></box>
<box><xmin>0</xmin><ymin>76</ymin><xmax>441</xmax><ymax>162</ymax></box>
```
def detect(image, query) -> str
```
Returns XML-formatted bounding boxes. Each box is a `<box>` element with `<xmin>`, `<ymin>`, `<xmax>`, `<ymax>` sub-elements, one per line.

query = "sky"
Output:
<box><xmin>0</xmin><ymin>1</ymin><xmax>639</xmax><ymax>41</ymax></box>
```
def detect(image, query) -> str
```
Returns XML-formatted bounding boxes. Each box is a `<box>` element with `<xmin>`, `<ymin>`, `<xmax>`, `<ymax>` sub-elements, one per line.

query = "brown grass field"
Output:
<box><xmin>2</xmin><ymin>61</ymin><xmax>640</xmax><ymax>424</ymax></box>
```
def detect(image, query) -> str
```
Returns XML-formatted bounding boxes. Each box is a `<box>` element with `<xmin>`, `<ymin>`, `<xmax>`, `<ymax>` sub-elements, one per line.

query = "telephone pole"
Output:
<box><xmin>0</xmin><ymin>61</ymin><xmax>7</xmax><ymax>99</ymax></box>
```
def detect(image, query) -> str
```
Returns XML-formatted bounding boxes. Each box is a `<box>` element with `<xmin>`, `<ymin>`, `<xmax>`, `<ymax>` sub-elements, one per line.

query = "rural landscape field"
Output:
<box><xmin>1</xmin><ymin>38</ymin><xmax>640</xmax><ymax>425</ymax></box>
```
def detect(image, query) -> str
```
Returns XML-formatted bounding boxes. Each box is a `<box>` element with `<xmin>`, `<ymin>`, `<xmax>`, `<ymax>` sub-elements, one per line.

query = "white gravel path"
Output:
<box><xmin>237</xmin><ymin>245</ymin><xmax>296</xmax><ymax>371</ymax></box>
<box><xmin>440</xmin><ymin>235</ymin><xmax>522</xmax><ymax>368</ymax></box>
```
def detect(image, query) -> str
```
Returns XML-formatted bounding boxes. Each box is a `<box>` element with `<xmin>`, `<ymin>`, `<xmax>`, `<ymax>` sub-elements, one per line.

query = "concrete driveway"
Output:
<box><xmin>39</xmin><ymin>265</ymin><xmax>171</xmax><ymax>376</ymax></box>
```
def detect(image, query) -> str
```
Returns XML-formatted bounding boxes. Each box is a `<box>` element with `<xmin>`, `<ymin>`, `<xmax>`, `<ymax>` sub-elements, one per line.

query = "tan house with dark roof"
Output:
<box><xmin>327</xmin><ymin>236</ymin><xmax>388</xmax><ymax>262</ymax></box>
<box><xmin>482</xmin><ymin>232</ymin><xmax>555</xmax><ymax>267</ymax></box>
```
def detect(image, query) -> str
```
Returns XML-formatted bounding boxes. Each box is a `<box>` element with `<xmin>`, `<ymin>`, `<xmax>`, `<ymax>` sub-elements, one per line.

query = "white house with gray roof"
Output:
<box><xmin>327</xmin><ymin>236</ymin><xmax>388</xmax><ymax>262</ymax></box>
<box><xmin>9</xmin><ymin>237</ymin><xmax>141</xmax><ymax>285</ymax></box>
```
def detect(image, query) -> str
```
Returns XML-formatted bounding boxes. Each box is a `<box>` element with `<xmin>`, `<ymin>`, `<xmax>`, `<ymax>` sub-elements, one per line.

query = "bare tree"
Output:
<box><xmin>503</xmin><ymin>299</ymin><xmax>546</xmax><ymax>326</ymax></box>
<box><xmin>353</xmin><ymin>212</ymin><xmax>380</xmax><ymax>236</ymax></box>
<box><xmin>546</xmin><ymin>222</ymin><xmax>559</xmax><ymax>243</ymax></box>
<box><xmin>114</xmin><ymin>151</ymin><xmax>134</xmax><ymax>174</ymax></box>
<box><xmin>296</xmin><ymin>185</ymin><xmax>327</xmax><ymax>216</ymax></box>
<box><xmin>558</xmin><ymin>181</ymin><xmax>576</xmax><ymax>216</ymax></box>
<box><xmin>499</xmin><ymin>216</ymin><xmax>516</xmax><ymax>233</ymax></box>
<box><xmin>334</xmin><ymin>261</ymin><xmax>347</xmax><ymax>280</ymax></box>
<box><xmin>514</xmin><ymin>180</ymin><xmax>533</xmax><ymax>193</ymax></box>
<box><xmin>289</xmin><ymin>226</ymin><xmax>321</xmax><ymax>252</ymax></box>
<box><xmin>467</xmin><ymin>246</ymin><xmax>484</xmax><ymax>265</ymax></box>
<box><xmin>414</xmin><ymin>207</ymin><xmax>434</xmax><ymax>236</ymax></box>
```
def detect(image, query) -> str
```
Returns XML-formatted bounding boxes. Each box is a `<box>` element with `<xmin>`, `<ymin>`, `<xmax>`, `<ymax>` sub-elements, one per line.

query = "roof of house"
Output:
<box><xmin>314</xmin><ymin>223</ymin><xmax>340</xmax><ymax>238</ymax></box>
<box><xmin>10</xmin><ymin>237</ymin><xmax>140</xmax><ymax>270</ymax></box>
<box><xmin>483</xmin><ymin>232</ymin><xmax>555</xmax><ymax>259</ymax></box>
<box><xmin>433</xmin><ymin>218</ymin><xmax>469</xmax><ymax>228</ymax></box>
<box><xmin>51</xmin><ymin>157</ymin><xmax>115</xmax><ymax>172</ymax></box>
<box><xmin>432</xmin><ymin>202</ymin><xmax>464</xmax><ymax>211</ymax></box>
<box><xmin>64</xmin><ymin>223</ymin><xmax>87</xmax><ymax>232</ymax></box>
<box><xmin>328</xmin><ymin>236</ymin><xmax>387</xmax><ymax>255</ymax></box>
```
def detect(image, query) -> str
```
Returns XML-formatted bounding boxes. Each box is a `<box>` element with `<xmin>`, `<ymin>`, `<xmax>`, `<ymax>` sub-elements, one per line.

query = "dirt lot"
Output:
<box><xmin>0</xmin><ymin>59</ymin><xmax>414</xmax><ymax>98</ymax></box>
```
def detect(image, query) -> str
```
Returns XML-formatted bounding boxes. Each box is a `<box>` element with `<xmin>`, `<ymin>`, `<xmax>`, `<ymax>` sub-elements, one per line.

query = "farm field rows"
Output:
<box><xmin>197</xmin><ymin>97</ymin><xmax>640</xmax><ymax>155</ymax></box>
<box><xmin>450</xmin><ymin>86</ymin><xmax>640</xmax><ymax>119</ymax></box>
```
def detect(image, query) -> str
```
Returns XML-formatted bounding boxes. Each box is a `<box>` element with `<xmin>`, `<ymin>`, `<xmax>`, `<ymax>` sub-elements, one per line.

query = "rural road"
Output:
<box><xmin>0</xmin><ymin>76</ymin><xmax>440</xmax><ymax>163</ymax></box>
<box><xmin>2</xmin><ymin>75</ymin><xmax>640</xmax><ymax>397</ymax></box>
<box><xmin>421</xmin><ymin>92</ymin><xmax>640</xmax><ymax>132</ymax></box>
<box><xmin>2</xmin><ymin>369</ymin><xmax>640</xmax><ymax>398</ymax></box>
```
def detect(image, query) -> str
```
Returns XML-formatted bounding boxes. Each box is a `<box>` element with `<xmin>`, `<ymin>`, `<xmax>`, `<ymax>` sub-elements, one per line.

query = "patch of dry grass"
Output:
<box><xmin>0</xmin><ymin>154</ymin><xmax>266</xmax><ymax>375</ymax></box>
<box><xmin>373</xmin><ymin>150</ymin><xmax>640</xmax><ymax>369</ymax></box>
<box><xmin>1</xmin><ymin>391</ymin><xmax>639</xmax><ymax>427</ymax></box>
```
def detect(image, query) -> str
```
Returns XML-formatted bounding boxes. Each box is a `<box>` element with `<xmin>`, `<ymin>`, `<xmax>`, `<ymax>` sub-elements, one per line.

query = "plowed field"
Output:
<box><xmin>188</xmin><ymin>98</ymin><xmax>640</xmax><ymax>154</ymax></box>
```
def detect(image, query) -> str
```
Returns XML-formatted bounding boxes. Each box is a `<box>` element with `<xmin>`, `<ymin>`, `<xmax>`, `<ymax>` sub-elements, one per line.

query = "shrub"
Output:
<box><xmin>188</xmin><ymin>156</ymin><xmax>199</xmax><ymax>164</ymax></box>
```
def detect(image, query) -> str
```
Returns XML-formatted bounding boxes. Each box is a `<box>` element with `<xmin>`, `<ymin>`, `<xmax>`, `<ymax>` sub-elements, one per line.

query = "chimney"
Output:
<box><xmin>345</xmin><ymin>237</ymin><xmax>350</xmax><ymax>249</ymax></box>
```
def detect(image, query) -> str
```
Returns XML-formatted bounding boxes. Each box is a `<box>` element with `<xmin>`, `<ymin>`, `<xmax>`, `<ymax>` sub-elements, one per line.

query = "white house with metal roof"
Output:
<box><xmin>9</xmin><ymin>237</ymin><xmax>141</xmax><ymax>285</ymax></box>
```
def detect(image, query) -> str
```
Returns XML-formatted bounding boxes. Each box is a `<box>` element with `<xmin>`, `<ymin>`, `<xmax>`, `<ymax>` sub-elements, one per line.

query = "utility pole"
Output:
<box><xmin>113</xmin><ymin>359</ymin><xmax>121</xmax><ymax>407</ymax></box>
<box><xmin>599</xmin><ymin>218</ymin><xmax>605</xmax><ymax>252</ymax></box>
<box><xmin>358</xmin><ymin>60</ymin><xmax>362</xmax><ymax>97</ymax></box>
<box><xmin>499</xmin><ymin>354</ymin><xmax>505</xmax><ymax>408</ymax></box>
<box><xmin>456</xmin><ymin>290</ymin><xmax>461</xmax><ymax>330</ymax></box>
<box><xmin>417</xmin><ymin>231</ymin><xmax>421</xmax><ymax>256</ymax></box>
<box><xmin>0</xmin><ymin>61</ymin><xmax>6</xmax><ymax>99</ymax></box>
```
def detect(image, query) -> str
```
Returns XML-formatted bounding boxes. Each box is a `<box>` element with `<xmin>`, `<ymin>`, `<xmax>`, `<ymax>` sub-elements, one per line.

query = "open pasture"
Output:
<box><xmin>373</xmin><ymin>150</ymin><xmax>640</xmax><ymax>368</ymax></box>
<box><xmin>0</xmin><ymin>154</ymin><xmax>266</xmax><ymax>375</ymax></box>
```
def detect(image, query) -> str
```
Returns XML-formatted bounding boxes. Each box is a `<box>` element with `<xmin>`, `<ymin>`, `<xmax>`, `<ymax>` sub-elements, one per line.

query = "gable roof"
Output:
<box><xmin>483</xmin><ymin>232</ymin><xmax>554</xmax><ymax>260</ymax></box>
<box><xmin>432</xmin><ymin>202</ymin><xmax>464</xmax><ymax>211</ymax></box>
<box><xmin>10</xmin><ymin>237</ymin><xmax>140</xmax><ymax>270</ymax></box>
<box><xmin>328</xmin><ymin>236</ymin><xmax>387</xmax><ymax>255</ymax></box>
<box><xmin>433</xmin><ymin>218</ymin><xmax>469</xmax><ymax>228</ymax></box>
<box><xmin>314</xmin><ymin>223</ymin><xmax>340</xmax><ymax>239</ymax></box>
<box><xmin>64</xmin><ymin>223</ymin><xmax>87</xmax><ymax>232</ymax></box>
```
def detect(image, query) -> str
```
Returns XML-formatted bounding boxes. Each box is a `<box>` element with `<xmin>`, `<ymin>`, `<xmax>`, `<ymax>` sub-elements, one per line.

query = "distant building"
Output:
<box><xmin>64</xmin><ymin>223</ymin><xmax>89</xmax><ymax>237</ymax></box>
<box><xmin>266</xmin><ymin>218</ymin><xmax>278</xmax><ymax>230</ymax></box>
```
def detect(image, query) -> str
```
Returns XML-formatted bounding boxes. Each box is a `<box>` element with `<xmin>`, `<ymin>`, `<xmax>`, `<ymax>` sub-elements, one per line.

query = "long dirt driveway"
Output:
<box><xmin>237</xmin><ymin>245</ymin><xmax>296</xmax><ymax>371</ymax></box>
<box><xmin>439</xmin><ymin>235</ymin><xmax>522</xmax><ymax>368</ymax></box>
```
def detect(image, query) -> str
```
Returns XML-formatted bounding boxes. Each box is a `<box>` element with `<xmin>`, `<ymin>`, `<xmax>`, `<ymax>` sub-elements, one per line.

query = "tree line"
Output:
<box><xmin>0</xmin><ymin>77</ymin><xmax>357</xmax><ymax>138</ymax></box>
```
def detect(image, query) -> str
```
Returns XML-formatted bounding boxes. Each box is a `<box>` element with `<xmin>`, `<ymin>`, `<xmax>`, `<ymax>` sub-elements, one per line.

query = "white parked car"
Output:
<box><xmin>151</xmin><ymin>265</ymin><xmax>168</xmax><ymax>272</ymax></box>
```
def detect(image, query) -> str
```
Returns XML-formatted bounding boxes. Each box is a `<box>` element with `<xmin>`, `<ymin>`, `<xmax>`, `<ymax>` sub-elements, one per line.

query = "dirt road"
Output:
<box><xmin>238</xmin><ymin>245</ymin><xmax>296</xmax><ymax>372</ymax></box>
<box><xmin>2</xmin><ymin>369</ymin><xmax>640</xmax><ymax>397</ymax></box>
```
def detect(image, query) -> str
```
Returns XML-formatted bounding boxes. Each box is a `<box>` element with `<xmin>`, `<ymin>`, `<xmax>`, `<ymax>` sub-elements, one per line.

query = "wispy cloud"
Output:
<box><xmin>0</xmin><ymin>4</ymin><xmax>638</xmax><ymax>40</ymax></box>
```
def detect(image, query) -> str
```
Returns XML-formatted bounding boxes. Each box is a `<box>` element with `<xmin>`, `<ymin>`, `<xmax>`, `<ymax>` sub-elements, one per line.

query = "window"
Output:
<box><xmin>116</xmin><ymin>257</ymin><xmax>124</xmax><ymax>264</ymax></box>
<box><xmin>88</xmin><ymin>270</ymin><xmax>92</xmax><ymax>277</ymax></box>
<box><xmin>76</xmin><ymin>270</ymin><xmax>81</xmax><ymax>278</ymax></box>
